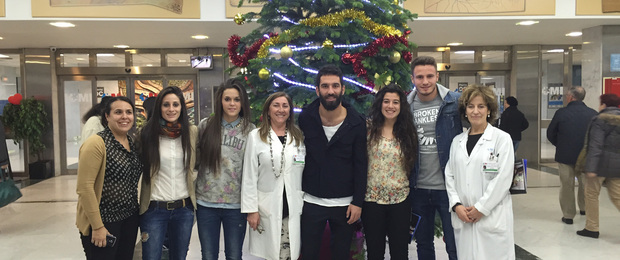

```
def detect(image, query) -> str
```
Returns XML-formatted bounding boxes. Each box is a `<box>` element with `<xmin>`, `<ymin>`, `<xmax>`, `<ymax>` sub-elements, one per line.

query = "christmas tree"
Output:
<box><xmin>228</xmin><ymin>0</ymin><xmax>417</xmax><ymax>122</ymax></box>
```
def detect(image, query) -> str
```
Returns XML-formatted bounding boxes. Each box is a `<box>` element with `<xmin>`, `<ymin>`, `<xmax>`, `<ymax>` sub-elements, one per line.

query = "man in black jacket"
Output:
<box><xmin>547</xmin><ymin>86</ymin><xmax>597</xmax><ymax>225</ymax></box>
<box><xmin>298</xmin><ymin>65</ymin><xmax>368</xmax><ymax>260</ymax></box>
<box><xmin>499</xmin><ymin>96</ymin><xmax>529</xmax><ymax>152</ymax></box>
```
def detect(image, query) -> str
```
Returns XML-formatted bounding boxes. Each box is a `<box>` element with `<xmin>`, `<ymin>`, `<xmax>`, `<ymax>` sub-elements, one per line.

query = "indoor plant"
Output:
<box><xmin>2</xmin><ymin>96</ymin><xmax>51</xmax><ymax>179</ymax></box>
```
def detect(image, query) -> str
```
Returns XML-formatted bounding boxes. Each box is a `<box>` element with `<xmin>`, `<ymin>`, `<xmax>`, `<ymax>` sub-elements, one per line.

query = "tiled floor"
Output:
<box><xmin>1</xmin><ymin>165</ymin><xmax>619</xmax><ymax>260</ymax></box>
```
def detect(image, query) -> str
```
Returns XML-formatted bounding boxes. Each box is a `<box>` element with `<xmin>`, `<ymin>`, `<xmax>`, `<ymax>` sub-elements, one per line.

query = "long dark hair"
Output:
<box><xmin>82</xmin><ymin>96</ymin><xmax>111</xmax><ymax>123</ymax></box>
<box><xmin>199</xmin><ymin>79</ymin><xmax>251</xmax><ymax>175</ymax></box>
<box><xmin>140</xmin><ymin>86</ymin><xmax>191</xmax><ymax>184</ymax></box>
<box><xmin>367</xmin><ymin>84</ymin><xmax>418</xmax><ymax>174</ymax></box>
<box><xmin>258</xmin><ymin>92</ymin><xmax>303</xmax><ymax>146</ymax></box>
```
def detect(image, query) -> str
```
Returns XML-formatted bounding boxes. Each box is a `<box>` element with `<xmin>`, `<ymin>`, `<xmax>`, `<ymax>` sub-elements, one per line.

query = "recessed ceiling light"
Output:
<box><xmin>114</xmin><ymin>45</ymin><xmax>130</xmax><ymax>48</ymax></box>
<box><xmin>565</xmin><ymin>32</ymin><xmax>582</xmax><ymax>37</ymax></box>
<box><xmin>0</xmin><ymin>54</ymin><xmax>9</xmax><ymax>58</ymax></box>
<box><xmin>76</xmin><ymin>58</ymin><xmax>85</xmax><ymax>61</ymax></box>
<box><xmin>50</xmin><ymin>22</ymin><xmax>75</xmax><ymax>28</ymax></box>
<box><xmin>146</xmin><ymin>64</ymin><xmax>153</xmax><ymax>67</ymax></box>
<box><xmin>96</xmin><ymin>53</ymin><xmax>115</xmax><ymax>57</ymax></box>
<box><xmin>454</xmin><ymin>50</ymin><xmax>474</xmax><ymax>54</ymax></box>
<box><xmin>179</xmin><ymin>60</ymin><xmax>187</xmax><ymax>62</ymax></box>
<box><xmin>547</xmin><ymin>49</ymin><xmax>564</xmax><ymax>53</ymax></box>
<box><xmin>447</xmin><ymin>42</ymin><xmax>463</xmax><ymax>46</ymax></box>
<box><xmin>0</xmin><ymin>37</ymin><xmax>3</xmax><ymax>40</ymax></box>
<box><xmin>192</xmin><ymin>35</ymin><xmax>209</xmax><ymax>40</ymax></box>
<box><xmin>583</xmin><ymin>41</ymin><xmax>591</xmax><ymax>44</ymax></box>
<box><xmin>481</xmin><ymin>77</ymin><xmax>494</xmax><ymax>80</ymax></box>
<box><xmin>516</xmin><ymin>21</ymin><xmax>539</xmax><ymax>26</ymax></box>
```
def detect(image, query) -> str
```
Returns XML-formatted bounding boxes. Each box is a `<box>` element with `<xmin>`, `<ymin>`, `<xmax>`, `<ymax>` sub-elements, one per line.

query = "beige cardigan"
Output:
<box><xmin>75</xmin><ymin>135</ymin><xmax>108</xmax><ymax>236</ymax></box>
<box><xmin>139</xmin><ymin>125</ymin><xmax>198</xmax><ymax>214</ymax></box>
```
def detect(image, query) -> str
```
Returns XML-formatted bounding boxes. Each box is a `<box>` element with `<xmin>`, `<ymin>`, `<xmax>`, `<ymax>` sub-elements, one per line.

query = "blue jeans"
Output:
<box><xmin>140</xmin><ymin>203</ymin><xmax>194</xmax><ymax>260</ymax></box>
<box><xmin>195</xmin><ymin>205</ymin><xmax>246</xmax><ymax>260</ymax></box>
<box><xmin>411</xmin><ymin>188</ymin><xmax>457</xmax><ymax>260</ymax></box>
<box><xmin>512</xmin><ymin>140</ymin><xmax>520</xmax><ymax>153</ymax></box>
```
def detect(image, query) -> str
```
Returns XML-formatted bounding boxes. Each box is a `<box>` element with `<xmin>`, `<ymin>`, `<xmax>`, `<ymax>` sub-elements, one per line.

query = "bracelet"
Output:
<box><xmin>452</xmin><ymin>203</ymin><xmax>462</xmax><ymax>212</ymax></box>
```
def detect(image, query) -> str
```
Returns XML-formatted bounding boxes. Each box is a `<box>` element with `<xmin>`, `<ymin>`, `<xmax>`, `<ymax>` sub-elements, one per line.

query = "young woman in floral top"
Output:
<box><xmin>195</xmin><ymin>79</ymin><xmax>255</xmax><ymax>260</ymax></box>
<box><xmin>363</xmin><ymin>84</ymin><xmax>418</xmax><ymax>260</ymax></box>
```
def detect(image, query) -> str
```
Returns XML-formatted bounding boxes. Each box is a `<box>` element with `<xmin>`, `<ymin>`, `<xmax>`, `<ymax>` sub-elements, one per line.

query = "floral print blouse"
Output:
<box><xmin>365</xmin><ymin>136</ymin><xmax>409</xmax><ymax>205</ymax></box>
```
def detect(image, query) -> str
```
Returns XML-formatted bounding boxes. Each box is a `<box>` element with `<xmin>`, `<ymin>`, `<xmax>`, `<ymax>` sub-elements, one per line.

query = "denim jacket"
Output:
<box><xmin>407</xmin><ymin>84</ymin><xmax>463</xmax><ymax>188</ymax></box>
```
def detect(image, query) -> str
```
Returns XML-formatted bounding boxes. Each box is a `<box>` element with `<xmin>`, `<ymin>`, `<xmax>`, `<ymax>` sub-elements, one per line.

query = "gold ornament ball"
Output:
<box><xmin>234</xmin><ymin>13</ymin><xmax>245</xmax><ymax>25</ymax></box>
<box><xmin>280</xmin><ymin>45</ymin><xmax>293</xmax><ymax>59</ymax></box>
<box><xmin>258</xmin><ymin>68</ymin><xmax>270</xmax><ymax>80</ymax></box>
<box><xmin>389</xmin><ymin>51</ymin><xmax>401</xmax><ymax>63</ymax></box>
<box><xmin>393</xmin><ymin>0</ymin><xmax>399</xmax><ymax>5</ymax></box>
<box><xmin>322</xmin><ymin>39</ymin><xmax>334</xmax><ymax>49</ymax></box>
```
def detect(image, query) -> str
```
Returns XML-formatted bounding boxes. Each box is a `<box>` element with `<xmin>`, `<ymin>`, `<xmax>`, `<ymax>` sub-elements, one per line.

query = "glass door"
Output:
<box><xmin>59</xmin><ymin>77</ymin><xmax>96</xmax><ymax>173</ymax></box>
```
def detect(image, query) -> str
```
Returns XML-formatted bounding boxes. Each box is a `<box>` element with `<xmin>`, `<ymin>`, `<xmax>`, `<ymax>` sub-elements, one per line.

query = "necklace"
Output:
<box><xmin>269</xmin><ymin>127</ymin><xmax>287</xmax><ymax>178</ymax></box>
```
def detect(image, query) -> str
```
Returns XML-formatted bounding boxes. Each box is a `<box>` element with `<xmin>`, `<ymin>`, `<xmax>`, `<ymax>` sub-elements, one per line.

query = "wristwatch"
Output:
<box><xmin>452</xmin><ymin>202</ymin><xmax>462</xmax><ymax>212</ymax></box>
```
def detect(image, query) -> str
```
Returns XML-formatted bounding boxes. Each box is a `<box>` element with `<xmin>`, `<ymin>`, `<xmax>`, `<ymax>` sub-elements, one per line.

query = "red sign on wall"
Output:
<box><xmin>603</xmin><ymin>77</ymin><xmax>620</xmax><ymax>98</ymax></box>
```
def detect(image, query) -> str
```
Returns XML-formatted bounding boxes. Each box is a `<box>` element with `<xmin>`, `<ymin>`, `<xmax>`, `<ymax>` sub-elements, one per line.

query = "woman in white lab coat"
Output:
<box><xmin>445</xmin><ymin>84</ymin><xmax>515</xmax><ymax>260</ymax></box>
<box><xmin>241</xmin><ymin>92</ymin><xmax>305</xmax><ymax>260</ymax></box>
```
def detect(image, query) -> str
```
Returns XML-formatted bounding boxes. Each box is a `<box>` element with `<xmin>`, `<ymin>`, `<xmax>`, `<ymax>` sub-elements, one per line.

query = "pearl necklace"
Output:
<box><xmin>269</xmin><ymin>127</ymin><xmax>287</xmax><ymax>178</ymax></box>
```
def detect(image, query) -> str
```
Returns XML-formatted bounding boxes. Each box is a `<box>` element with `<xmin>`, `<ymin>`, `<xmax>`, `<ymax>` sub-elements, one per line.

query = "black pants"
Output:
<box><xmin>362</xmin><ymin>198</ymin><xmax>411</xmax><ymax>260</ymax></box>
<box><xmin>301</xmin><ymin>202</ymin><xmax>354</xmax><ymax>260</ymax></box>
<box><xmin>80</xmin><ymin>212</ymin><xmax>139</xmax><ymax>260</ymax></box>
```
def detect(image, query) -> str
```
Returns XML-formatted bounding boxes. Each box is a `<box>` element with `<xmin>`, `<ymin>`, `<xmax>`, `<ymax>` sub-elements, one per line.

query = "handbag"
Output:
<box><xmin>0</xmin><ymin>168</ymin><xmax>22</xmax><ymax>208</ymax></box>
<box><xmin>510</xmin><ymin>159</ymin><xmax>527</xmax><ymax>194</ymax></box>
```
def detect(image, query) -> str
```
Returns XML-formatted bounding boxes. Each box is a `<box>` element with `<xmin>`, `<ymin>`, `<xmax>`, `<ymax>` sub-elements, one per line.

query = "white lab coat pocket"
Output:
<box><xmin>478</xmin><ymin>202</ymin><xmax>507</xmax><ymax>233</ymax></box>
<box><xmin>257</xmin><ymin>190</ymin><xmax>273</xmax><ymax>218</ymax></box>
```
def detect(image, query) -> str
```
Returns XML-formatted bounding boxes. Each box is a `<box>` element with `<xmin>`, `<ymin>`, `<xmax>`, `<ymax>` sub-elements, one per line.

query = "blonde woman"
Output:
<box><xmin>242</xmin><ymin>92</ymin><xmax>305</xmax><ymax>260</ymax></box>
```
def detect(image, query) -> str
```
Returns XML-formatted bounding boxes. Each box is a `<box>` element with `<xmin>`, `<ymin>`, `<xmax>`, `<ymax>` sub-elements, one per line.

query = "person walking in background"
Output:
<box><xmin>445</xmin><ymin>84</ymin><xmax>515</xmax><ymax>259</ymax></box>
<box><xmin>547</xmin><ymin>86</ymin><xmax>597</xmax><ymax>225</ymax></box>
<box><xmin>363</xmin><ymin>84</ymin><xmax>418</xmax><ymax>260</ymax></box>
<box><xmin>577</xmin><ymin>93</ymin><xmax>620</xmax><ymax>239</ymax></box>
<box><xmin>408</xmin><ymin>56</ymin><xmax>461</xmax><ymax>260</ymax></box>
<box><xmin>298</xmin><ymin>65</ymin><xmax>367</xmax><ymax>260</ymax></box>
<box><xmin>241</xmin><ymin>92</ymin><xmax>305</xmax><ymax>260</ymax></box>
<box><xmin>138</xmin><ymin>86</ymin><xmax>198</xmax><ymax>260</ymax></box>
<box><xmin>499</xmin><ymin>96</ymin><xmax>529</xmax><ymax>152</ymax></box>
<box><xmin>76</xmin><ymin>96</ymin><xmax>142</xmax><ymax>260</ymax></box>
<box><xmin>80</xmin><ymin>96</ymin><xmax>111</xmax><ymax>144</ymax></box>
<box><xmin>195</xmin><ymin>79</ymin><xmax>255</xmax><ymax>260</ymax></box>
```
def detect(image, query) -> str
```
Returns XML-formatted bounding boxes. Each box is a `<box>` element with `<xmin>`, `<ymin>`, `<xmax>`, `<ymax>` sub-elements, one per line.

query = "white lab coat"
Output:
<box><xmin>241</xmin><ymin>128</ymin><xmax>305</xmax><ymax>260</ymax></box>
<box><xmin>445</xmin><ymin>124</ymin><xmax>515</xmax><ymax>260</ymax></box>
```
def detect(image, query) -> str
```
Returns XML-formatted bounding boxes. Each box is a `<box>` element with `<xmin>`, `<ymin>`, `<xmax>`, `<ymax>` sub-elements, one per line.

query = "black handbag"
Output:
<box><xmin>0</xmin><ymin>168</ymin><xmax>22</xmax><ymax>208</ymax></box>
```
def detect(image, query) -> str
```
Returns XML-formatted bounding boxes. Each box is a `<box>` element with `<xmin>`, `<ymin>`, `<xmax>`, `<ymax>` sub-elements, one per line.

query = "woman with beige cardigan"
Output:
<box><xmin>76</xmin><ymin>96</ymin><xmax>142</xmax><ymax>260</ymax></box>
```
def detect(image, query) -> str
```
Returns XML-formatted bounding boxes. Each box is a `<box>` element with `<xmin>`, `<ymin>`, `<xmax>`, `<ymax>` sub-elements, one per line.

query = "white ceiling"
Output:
<box><xmin>0</xmin><ymin>17</ymin><xmax>619</xmax><ymax>50</ymax></box>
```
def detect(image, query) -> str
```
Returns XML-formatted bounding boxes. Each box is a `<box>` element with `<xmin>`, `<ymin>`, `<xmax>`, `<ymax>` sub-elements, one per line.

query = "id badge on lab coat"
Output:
<box><xmin>483</xmin><ymin>148</ymin><xmax>499</xmax><ymax>179</ymax></box>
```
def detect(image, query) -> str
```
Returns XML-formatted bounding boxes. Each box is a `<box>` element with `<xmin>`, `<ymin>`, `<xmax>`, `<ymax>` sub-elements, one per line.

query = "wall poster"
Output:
<box><xmin>577</xmin><ymin>0</ymin><xmax>620</xmax><ymax>15</ymax></box>
<box><xmin>547</xmin><ymin>83</ymin><xmax>564</xmax><ymax>109</ymax></box>
<box><xmin>32</xmin><ymin>0</ymin><xmax>200</xmax><ymax>18</ymax></box>
<box><xmin>226</xmin><ymin>0</ymin><xmax>263</xmax><ymax>18</ymax></box>
<box><xmin>404</xmin><ymin>0</ymin><xmax>555</xmax><ymax>16</ymax></box>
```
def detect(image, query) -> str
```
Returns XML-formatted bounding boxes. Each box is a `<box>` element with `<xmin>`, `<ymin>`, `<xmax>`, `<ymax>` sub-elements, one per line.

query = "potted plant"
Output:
<box><xmin>2</xmin><ymin>95</ymin><xmax>52</xmax><ymax>179</ymax></box>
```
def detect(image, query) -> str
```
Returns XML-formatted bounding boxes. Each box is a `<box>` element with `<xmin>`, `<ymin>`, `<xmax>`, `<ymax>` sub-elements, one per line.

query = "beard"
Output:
<box><xmin>319</xmin><ymin>93</ymin><xmax>342</xmax><ymax>111</ymax></box>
